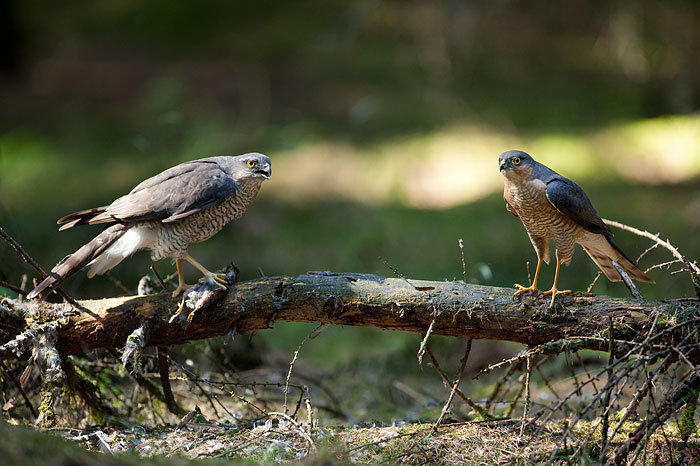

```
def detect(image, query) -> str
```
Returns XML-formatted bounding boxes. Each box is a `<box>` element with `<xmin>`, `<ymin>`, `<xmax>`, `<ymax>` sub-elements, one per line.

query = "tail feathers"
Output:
<box><xmin>27</xmin><ymin>224</ymin><xmax>127</xmax><ymax>299</ymax></box>
<box><xmin>580</xmin><ymin>234</ymin><xmax>655</xmax><ymax>284</ymax></box>
<box><xmin>58</xmin><ymin>206</ymin><xmax>111</xmax><ymax>231</ymax></box>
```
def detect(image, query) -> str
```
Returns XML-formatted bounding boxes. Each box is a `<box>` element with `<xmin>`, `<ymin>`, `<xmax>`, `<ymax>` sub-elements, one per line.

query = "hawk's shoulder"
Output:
<box><xmin>544</xmin><ymin>177</ymin><xmax>609</xmax><ymax>235</ymax></box>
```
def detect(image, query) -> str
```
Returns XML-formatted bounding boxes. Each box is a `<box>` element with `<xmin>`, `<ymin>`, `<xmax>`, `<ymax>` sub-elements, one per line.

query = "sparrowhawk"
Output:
<box><xmin>27</xmin><ymin>153</ymin><xmax>271</xmax><ymax>303</ymax></box>
<box><xmin>499</xmin><ymin>150</ymin><xmax>653</xmax><ymax>307</ymax></box>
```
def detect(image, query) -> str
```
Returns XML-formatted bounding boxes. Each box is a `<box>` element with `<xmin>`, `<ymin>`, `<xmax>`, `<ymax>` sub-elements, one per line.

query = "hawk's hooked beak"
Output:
<box><xmin>255</xmin><ymin>162</ymin><xmax>271</xmax><ymax>179</ymax></box>
<box><xmin>499</xmin><ymin>160</ymin><xmax>508</xmax><ymax>172</ymax></box>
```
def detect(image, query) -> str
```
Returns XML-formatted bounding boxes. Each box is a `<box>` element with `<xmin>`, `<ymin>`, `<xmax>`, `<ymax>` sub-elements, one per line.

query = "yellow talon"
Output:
<box><xmin>513</xmin><ymin>258</ymin><xmax>542</xmax><ymax>298</ymax></box>
<box><xmin>199</xmin><ymin>271</ymin><xmax>228</xmax><ymax>290</ymax></box>
<box><xmin>542</xmin><ymin>287</ymin><xmax>571</xmax><ymax>308</ymax></box>
<box><xmin>514</xmin><ymin>283</ymin><xmax>540</xmax><ymax>296</ymax></box>
<box><xmin>542</xmin><ymin>252</ymin><xmax>570</xmax><ymax>308</ymax></box>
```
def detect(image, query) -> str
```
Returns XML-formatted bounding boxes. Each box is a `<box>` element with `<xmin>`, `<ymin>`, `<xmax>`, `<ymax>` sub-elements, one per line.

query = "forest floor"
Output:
<box><xmin>5</xmin><ymin>416</ymin><xmax>699</xmax><ymax>465</ymax></box>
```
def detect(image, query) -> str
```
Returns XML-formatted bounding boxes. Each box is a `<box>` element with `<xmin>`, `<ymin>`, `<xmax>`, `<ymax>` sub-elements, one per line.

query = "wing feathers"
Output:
<box><xmin>57</xmin><ymin>206</ymin><xmax>110</xmax><ymax>231</ymax></box>
<box><xmin>545</xmin><ymin>179</ymin><xmax>609</xmax><ymax>235</ymax></box>
<box><xmin>104</xmin><ymin>162</ymin><xmax>236</xmax><ymax>223</ymax></box>
<box><xmin>55</xmin><ymin>159</ymin><xmax>237</xmax><ymax>229</ymax></box>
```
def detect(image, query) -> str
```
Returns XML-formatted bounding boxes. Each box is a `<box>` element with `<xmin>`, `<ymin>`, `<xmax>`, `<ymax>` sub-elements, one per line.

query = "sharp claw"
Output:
<box><xmin>513</xmin><ymin>283</ymin><xmax>539</xmax><ymax>297</ymax></box>
<box><xmin>199</xmin><ymin>272</ymin><xmax>228</xmax><ymax>290</ymax></box>
<box><xmin>542</xmin><ymin>288</ymin><xmax>571</xmax><ymax>308</ymax></box>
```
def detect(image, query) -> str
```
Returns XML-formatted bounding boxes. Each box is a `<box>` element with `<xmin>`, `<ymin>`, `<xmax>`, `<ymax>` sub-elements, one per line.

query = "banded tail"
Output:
<box><xmin>27</xmin><ymin>224</ymin><xmax>128</xmax><ymax>299</ymax></box>
<box><xmin>580</xmin><ymin>233</ymin><xmax>654</xmax><ymax>284</ymax></box>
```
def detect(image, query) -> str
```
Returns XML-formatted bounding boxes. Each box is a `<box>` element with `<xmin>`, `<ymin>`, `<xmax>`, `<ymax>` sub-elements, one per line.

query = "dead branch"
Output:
<box><xmin>0</xmin><ymin>271</ymin><xmax>698</xmax><ymax>363</ymax></box>
<box><xmin>604</xmin><ymin>218</ymin><xmax>700</xmax><ymax>299</ymax></box>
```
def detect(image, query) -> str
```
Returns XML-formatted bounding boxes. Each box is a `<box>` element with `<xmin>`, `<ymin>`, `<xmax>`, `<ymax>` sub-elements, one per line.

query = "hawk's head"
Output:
<box><xmin>499</xmin><ymin>150</ymin><xmax>534</xmax><ymax>180</ymax></box>
<box><xmin>235</xmin><ymin>153</ymin><xmax>271</xmax><ymax>180</ymax></box>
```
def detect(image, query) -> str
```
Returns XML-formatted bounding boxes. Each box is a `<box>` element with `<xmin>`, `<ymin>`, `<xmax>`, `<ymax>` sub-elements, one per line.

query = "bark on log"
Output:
<box><xmin>1</xmin><ymin>271</ymin><xmax>697</xmax><ymax>360</ymax></box>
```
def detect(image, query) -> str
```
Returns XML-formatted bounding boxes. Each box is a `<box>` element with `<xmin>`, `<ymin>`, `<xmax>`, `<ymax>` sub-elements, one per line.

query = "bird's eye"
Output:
<box><xmin>247</xmin><ymin>160</ymin><xmax>257</xmax><ymax>168</ymax></box>
<box><xmin>512</xmin><ymin>157</ymin><xmax>521</xmax><ymax>165</ymax></box>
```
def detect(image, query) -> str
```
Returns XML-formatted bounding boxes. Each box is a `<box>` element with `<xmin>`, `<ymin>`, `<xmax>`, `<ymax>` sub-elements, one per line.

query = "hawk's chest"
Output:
<box><xmin>179</xmin><ymin>185</ymin><xmax>260</xmax><ymax>243</ymax></box>
<box><xmin>504</xmin><ymin>178</ymin><xmax>571</xmax><ymax>238</ymax></box>
<box><xmin>150</xmin><ymin>182</ymin><xmax>261</xmax><ymax>260</ymax></box>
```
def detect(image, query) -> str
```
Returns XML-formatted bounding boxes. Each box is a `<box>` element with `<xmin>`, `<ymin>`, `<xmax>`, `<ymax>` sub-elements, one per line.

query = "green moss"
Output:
<box><xmin>38</xmin><ymin>382</ymin><xmax>62</xmax><ymax>428</ymax></box>
<box><xmin>678</xmin><ymin>388</ymin><xmax>700</xmax><ymax>441</ymax></box>
<box><xmin>611</xmin><ymin>321</ymin><xmax>635</xmax><ymax>341</ymax></box>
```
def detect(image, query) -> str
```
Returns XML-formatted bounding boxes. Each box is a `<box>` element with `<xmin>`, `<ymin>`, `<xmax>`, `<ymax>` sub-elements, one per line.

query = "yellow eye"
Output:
<box><xmin>247</xmin><ymin>159</ymin><xmax>257</xmax><ymax>168</ymax></box>
<box><xmin>512</xmin><ymin>157</ymin><xmax>521</xmax><ymax>165</ymax></box>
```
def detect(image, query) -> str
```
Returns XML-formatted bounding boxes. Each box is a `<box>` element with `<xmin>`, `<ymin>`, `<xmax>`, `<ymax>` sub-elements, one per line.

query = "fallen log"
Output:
<box><xmin>1</xmin><ymin>271</ymin><xmax>697</xmax><ymax>361</ymax></box>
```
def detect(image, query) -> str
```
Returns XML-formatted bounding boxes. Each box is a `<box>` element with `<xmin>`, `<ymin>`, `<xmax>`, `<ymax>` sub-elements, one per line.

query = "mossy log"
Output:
<box><xmin>1</xmin><ymin>271</ymin><xmax>697</xmax><ymax>360</ymax></box>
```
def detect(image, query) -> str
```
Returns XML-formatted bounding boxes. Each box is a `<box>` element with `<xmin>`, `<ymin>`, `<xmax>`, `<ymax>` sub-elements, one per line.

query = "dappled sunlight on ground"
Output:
<box><xmin>266</xmin><ymin>115</ymin><xmax>700</xmax><ymax>209</ymax></box>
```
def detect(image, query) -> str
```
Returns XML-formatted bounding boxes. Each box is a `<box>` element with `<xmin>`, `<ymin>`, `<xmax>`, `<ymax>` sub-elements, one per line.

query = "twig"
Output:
<box><xmin>519</xmin><ymin>354</ymin><xmax>532</xmax><ymax>437</ymax></box>
<box><xmin>425</xmin><ymin>345</ymin><xmax>490</xmax><ymax>418</ymax></box>
<box><xmin>417</xmin><ymin>319</ymin><xmax>435</xmax><ymax>367</ymax></box>
<box><xmin>172</xmin><ymin>365</ymin><xmax>270</xmax><ymax>417</ymax></box>
<box><xmin>575</xmin><ymin>351</ymin><xmax>599</xmax><ymax>395</ymax></box>
<box><xmin>604</xmin><ymin>218</ymin><xmax>700</xmax><ymax>299</ymax></box>
<box><xmin>612</xmin><ymin>261</ymin><xmax>642</xmax><ymax>298</ymax></box>
<box><xmin>477</xmin><ymin>347</ymin><xmax>541</xmax><ymax>378</ymax></box>
<box><xmin>645</xmin><ymin>259</ymin><xmax>682</xmax><ymax>273</ymax></box>
<box><xmin>0</xmin><ymin>226</ymin><xmax>47</xmax><ymax>278</ymax></box>
<box><xmin>267</xmin><ymin>411</ymin><xmax>316</xmax><ymax>451</ymax></box>
<box><xmin>600</xmin><ymin>318</ymin><xmax>615</xmax><ymax>461</ymax></box>
<box><xmin>535</xmin><ymin>364</ymin><xmax>560</xmax><ymax>400</ymax></box>
<box><xmin>0</xmin><ymin>225</ymin><xmax>78</xmax><ymax>305</ymax></box>
<box><xmin>380</xmin><ymin>257</ymin><xmax>419</xmax><ymax>290</ymax></box>
<box><xmin>431</xmin><ymin>338</ymin><xmax>472</xmax><ymax>434</ymax></box>
<box><xmin>637</xmin><ymin>242</ymin><xmax>659</xmax><ymax>263</ymax></box>
<box><xmin>303</xmin><ymin>385</ymin><xmax>313</xmax><ymax>433</ymax></box>
<box><xmin>586</xmin><ymin>271</ymin><xmax>602</xmax><ymax>293</ymax></box>
<box><xmin>157</xmin><ymin>346</ymin><xmax>185</xmax><ymax>415</ymax></box>
<box><xmin>526</xmin><ymin>261</ymin><xmax>532</xmax><ymax>285</ymax></box>
<box><xmin>284</xmin><ymin>324</ymin><xmax>325</xmax><ymax>415</ymax></box>
<box><xmin>150</xmin><ymin>266</ymin><xmax>167</xmax><ymax>291</ymax></box>
<box><xmin>458</xmin><ymin>239</ymin><xmax>467</xmax><ymax>283</ymax></box>
<box><xmin>0</xmin><ymin>360</ymin><xmax>38</xmax><ymax>418</ymax></box>
<box><xmin>611</xmin><ymin>371</ymin><xmax>700</xmax><ymax>465</ymax></box>
<box><xmin>0</xmin><ymin>280</ymin><xmax>25</xmax><ymax>295</ymax></box>
<box><xmin>485</xmin><ymin>359</ymin><xmax>523</xmax><ymax>414</ymax></box>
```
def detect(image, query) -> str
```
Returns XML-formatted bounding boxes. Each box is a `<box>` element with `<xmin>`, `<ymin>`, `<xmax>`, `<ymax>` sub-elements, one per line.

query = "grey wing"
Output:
<box><xmin>105</xmin><ymin>160</ymin><xmax>237</xmax><ymax>223</ymax></box>
<box><xmin>545</xmin><ymin>178</ymin><xmax>609</xmax><ymax>235</ymax></box>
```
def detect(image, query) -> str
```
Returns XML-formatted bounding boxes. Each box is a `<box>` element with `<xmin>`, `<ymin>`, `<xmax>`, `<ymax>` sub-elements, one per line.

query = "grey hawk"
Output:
<box><xmin>27</xmin><ymin>153</ymin><xmax>271</xmax><ymax>301</ymax></box>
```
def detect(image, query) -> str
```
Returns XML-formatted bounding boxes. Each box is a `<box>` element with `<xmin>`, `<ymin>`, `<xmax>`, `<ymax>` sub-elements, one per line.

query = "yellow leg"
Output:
<box><xmin>514</xmin><ymin>258</ymin><xmax>542</xmax><ymax>296</ymax></box>
<box><xmin>541</xmin><ymin>251</ymin><xmax>571</xmax><ymax>308</ymax></box>
<box><xmin>183</xmin><ymin>254</ymin><xmax>228</xmax><ymax>290</ymax></box>
<box><xmin>169</xmin><ymin>254</ymin><xmax>229</xmax><ymax>322</ymax></box>
<box><xmin>171</xmin><ymin>258</ymin><xmax>191</xmax><ymax>298</ymax></box>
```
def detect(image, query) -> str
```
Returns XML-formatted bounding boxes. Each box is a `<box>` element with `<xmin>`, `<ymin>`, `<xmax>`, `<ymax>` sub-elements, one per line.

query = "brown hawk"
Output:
<box><xmin>27</xmin><ymin>153</ymin><xmax>271</xmax><ymax>302</ymax></box>
<box><xmin>499</xmin><ymin>150</ymin><xmax>653</xmax><ymax>307</ymax></box>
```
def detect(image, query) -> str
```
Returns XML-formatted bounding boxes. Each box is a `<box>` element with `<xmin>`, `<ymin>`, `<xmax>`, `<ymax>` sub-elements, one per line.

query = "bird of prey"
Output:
<box><xmin>499</xmin><ymin>150</ymin><xmax>653</xmax><ymax>307</ymax></box>
<box><xmin>27</xmin><ymin>153</ymin><xmax>271</xmax><ymax>303</ymax></box>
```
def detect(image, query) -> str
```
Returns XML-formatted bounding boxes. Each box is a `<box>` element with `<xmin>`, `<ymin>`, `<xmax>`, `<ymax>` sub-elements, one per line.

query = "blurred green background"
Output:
<box><xmin>1</xmin><ymin>0</ymin><xmax>699</xmax><ymax>422</ymax></box>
